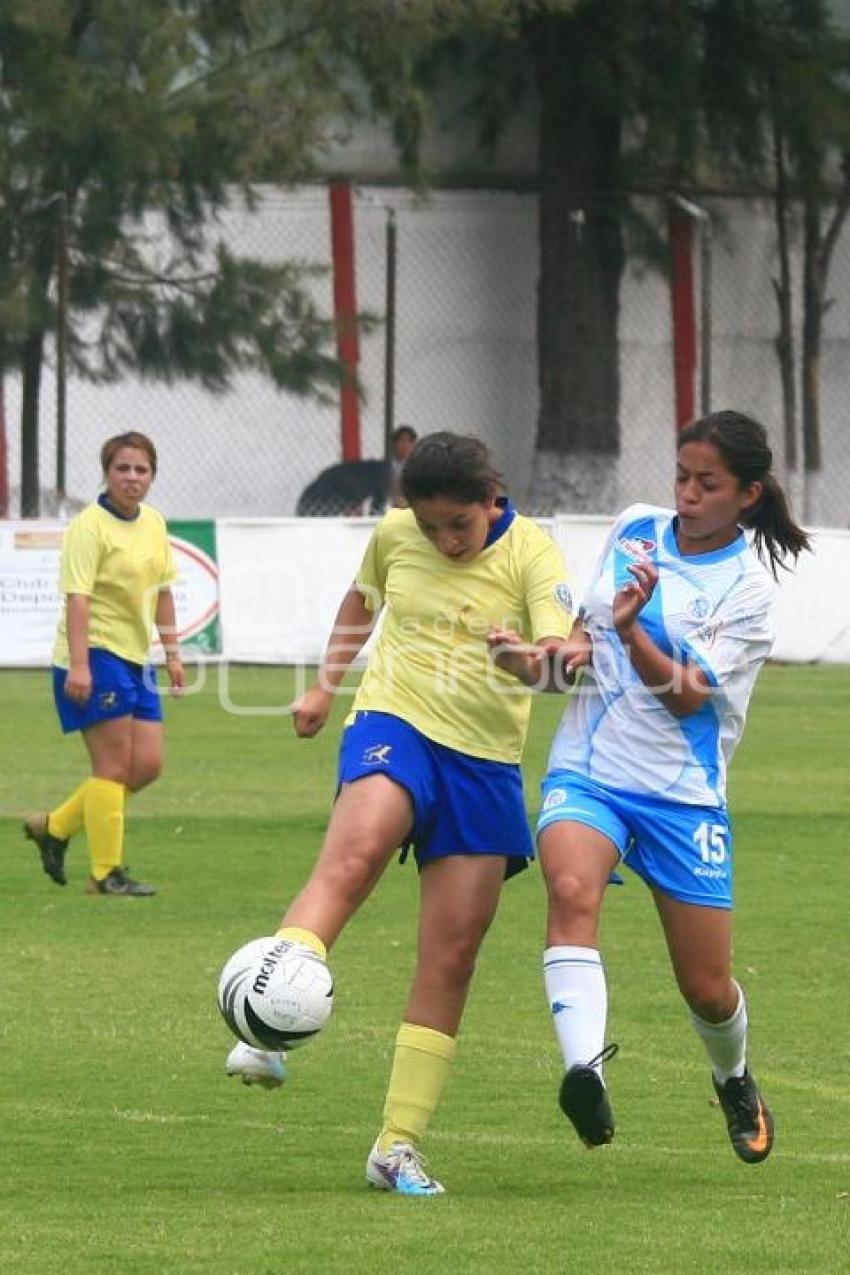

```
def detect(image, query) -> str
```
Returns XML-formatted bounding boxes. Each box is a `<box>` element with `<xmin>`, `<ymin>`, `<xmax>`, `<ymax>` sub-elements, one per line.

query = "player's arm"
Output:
<box><xmin>487</xmin><ymin>618</ymin><xmax>590</xmax><ymax>692</ymax></box>
<box><xmin>294</xmin><ymin>584</ymin><xmax>380</xmax><ymax>737</ymax></box>
<box><xmin>59</xmin><ymin>518</ymin><xmax>100</xmax><ymax>704</ymax></box>
<box><xmin>155</xmin><ymin>587</ymin><xmax>185</xmax><ymax>693</ymax></box>
<box><xmin>63</xmin><ymin>593</ymin><xmax>92</xmax><ymax>703</ymax></box>
<box><xmin>614</xmin><ymin>561</ymin><xmax>711</xmax><ymax>717</ymax></box>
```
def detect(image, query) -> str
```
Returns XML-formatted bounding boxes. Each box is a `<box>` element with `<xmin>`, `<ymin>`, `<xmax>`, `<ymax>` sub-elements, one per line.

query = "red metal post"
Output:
<box><xmin>329</xmin><ymin>180</ymin><xmax>361</xmax><ymax>461</ymax></box>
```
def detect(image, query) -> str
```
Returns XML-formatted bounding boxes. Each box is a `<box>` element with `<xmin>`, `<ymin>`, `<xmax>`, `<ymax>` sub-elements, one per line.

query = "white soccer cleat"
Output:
<box><xmin>366</xmin><ymin>1140</ymin><xmax>445</xmax><ymax>1196</ymax></box>
<box><xmin>225</xmin><ymin>1041</ymin><xmax>286</xmax><ymax>1089</ymax></box>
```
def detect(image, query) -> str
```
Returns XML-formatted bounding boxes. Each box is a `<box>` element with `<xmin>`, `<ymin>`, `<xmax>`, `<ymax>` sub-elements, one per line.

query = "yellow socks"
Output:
<box><xmin>378</xmin><ymin>1022</ymin><xmax>457</xmax><ymax>1153</ymax></box>
<box><xmin>85</xmin><ymin>778</ymin><xmax>125</xmax><ymax>880</ymax></box>
<box><xmin>47</xmin><ymin>782</ymin><xmax>89</xmax><ymax>841</ymax></box>
<box><xmin>276</xmin><ymin>926</ymin><xmax>327</xmax><ymax>960</ymax></box>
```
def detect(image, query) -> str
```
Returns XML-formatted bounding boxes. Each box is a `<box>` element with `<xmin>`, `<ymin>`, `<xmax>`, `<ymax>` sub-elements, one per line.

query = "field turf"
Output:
<box><xmin>1</xmin><ymin>664</ymin><xmax>849</xmax><ymax>1273</ymax></box>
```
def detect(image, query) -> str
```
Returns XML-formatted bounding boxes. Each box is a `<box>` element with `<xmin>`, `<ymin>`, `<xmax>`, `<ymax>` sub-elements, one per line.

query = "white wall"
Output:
<box><xmin>213</xmin><ymin>517</ymin><xmax>850</xmax><ymax>666</ymax></box>
<box><xmin>4</xmin><ymin>517</ymin><xmax>849</xmax><ymax>669</ymax></box>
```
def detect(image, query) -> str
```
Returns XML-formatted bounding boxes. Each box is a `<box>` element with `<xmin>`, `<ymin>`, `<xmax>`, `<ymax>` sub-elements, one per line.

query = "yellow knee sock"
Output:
<box><xmin>47</xmin><ymin>782</ymin><xmax>88</xmax><ymax>841</ymax></box>
<box><xmin>378</xmin><ymin>1022</ymin><xmax>457</xmax><ymax>1153</ymax></box>
<box><xmin>275</xmin><ymin>926</ymin><xmax>327</xmax><ymax>959</ymax></box>
<box><xmin>85</xmin><ymin>778</ymin><xmax>125</xmax><ymax>880</ymax></box>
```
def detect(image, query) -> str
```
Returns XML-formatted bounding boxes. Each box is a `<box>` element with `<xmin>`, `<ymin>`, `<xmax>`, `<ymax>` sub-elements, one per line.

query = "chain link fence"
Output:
<box><xmin>1</xmin><ymin>184</ymin><xmax>847</xmax><ymax>526</ymax></box>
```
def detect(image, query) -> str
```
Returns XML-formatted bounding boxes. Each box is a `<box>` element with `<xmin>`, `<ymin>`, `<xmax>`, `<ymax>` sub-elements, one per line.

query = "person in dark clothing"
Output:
<box><xmin>296</xmin><ymin>460</ymin><xmax>388</xmax><ymax>516</ymax></box>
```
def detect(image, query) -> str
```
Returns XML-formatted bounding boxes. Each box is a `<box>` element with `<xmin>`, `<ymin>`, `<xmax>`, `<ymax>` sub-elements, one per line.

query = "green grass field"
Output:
<box><xmin>2</xmin><ymin>664</ymin><xmax>849</xmax><ymax>1274</ymax></box>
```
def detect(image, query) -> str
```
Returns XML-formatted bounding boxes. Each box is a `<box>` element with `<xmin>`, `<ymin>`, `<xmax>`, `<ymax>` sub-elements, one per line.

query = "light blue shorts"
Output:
<box><xmin>538</xmin><ymin>769</ymin><xmax>733</xmax><ymax>908</ymax></box>
<box><xmin>53</xmin><ymin>647</ymin><xmax>162</xmax><ymax>734</ymax></box>
<box><xmin>339</xmin><ymin>710</ymin><xmax>533</xmax><ymax>878</ymax></box>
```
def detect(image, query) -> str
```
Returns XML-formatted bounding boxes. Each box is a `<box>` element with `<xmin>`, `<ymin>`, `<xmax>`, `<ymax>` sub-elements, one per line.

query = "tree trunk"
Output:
<box><xmin>770</xmin><ymin>117</ymin><xmax>797</xmax><ymax>471</ymax></box>
<box><xmin>20</xmin><ymin>328</ymin><xmax>46</xmax><ymax>517</ymax></box>
<box><xmin>19</xmin><ymin>222</ymin><xmax>58</xmax><ymax>517</ymax></box>
<box><xmin>525</xmin><ymin>11</ymin><xmax>625</xmax><ymax>514</ymax></box>
<box><xmin>801</xmin><ymin>191</ymin><xmax>823</xmax><ymax>473</ymax></box>
<box><xmin>800</xmin><ymin>154</ymin><xmax>850</xmax><ymax>480</ymax></box>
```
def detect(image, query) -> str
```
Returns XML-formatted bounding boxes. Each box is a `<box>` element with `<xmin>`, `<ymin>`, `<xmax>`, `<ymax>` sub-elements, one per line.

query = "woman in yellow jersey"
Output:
<box><xmin>24</xmin><ymin>432</ymin><xmax>185</xmax><ymax>897</ymax></box>
<box><xmin>226</xmin><ymin>432</ymin><xmax>582</xmax><ymax>1195</ymax></box>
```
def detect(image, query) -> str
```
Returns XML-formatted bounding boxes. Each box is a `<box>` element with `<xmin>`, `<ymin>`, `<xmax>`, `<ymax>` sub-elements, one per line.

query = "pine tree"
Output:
<box><xmin>0</xmin><ymin>2</ymin><xmax>353</xmax><ymax>515</ymax></box>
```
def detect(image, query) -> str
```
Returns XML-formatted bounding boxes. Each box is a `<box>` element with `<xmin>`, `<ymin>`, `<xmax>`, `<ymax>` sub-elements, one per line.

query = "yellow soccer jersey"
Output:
<box><xmin>351</xmin><ymin>507</ymin><xmax>573</xmax><ymax>763</ymax></box>
<box><xmin>53</xmin><ymin>501</ymin><xmax>179</xmax><ymax>668</ymax></box>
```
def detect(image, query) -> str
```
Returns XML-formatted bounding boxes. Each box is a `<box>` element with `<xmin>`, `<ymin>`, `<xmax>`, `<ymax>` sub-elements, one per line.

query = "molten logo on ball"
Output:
<box><xmin>218</xmin><ymin>936</ymin><xmax>334</xmax><ymax>1051</ymax></box>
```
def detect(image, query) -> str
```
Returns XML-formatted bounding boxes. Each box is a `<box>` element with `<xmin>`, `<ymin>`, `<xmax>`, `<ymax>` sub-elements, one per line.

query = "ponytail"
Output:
<box><xmin>743</xmin><ymin>473</ymin><xmax>811</xmax><ymax>580</ymax></box>
<box><xmin>679</xmin><ymin>410</ymin><xmax>811</xmax><ymax>579</ymax></box>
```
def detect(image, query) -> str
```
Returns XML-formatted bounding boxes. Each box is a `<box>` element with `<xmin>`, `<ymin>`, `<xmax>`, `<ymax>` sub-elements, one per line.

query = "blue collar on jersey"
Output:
<box><xmin>484</xmin><ymin>497</ymin><xmax>516</xmax><ymax>548</ymax></box>
<box><xmin>98</xmin><ymin>492</ymin><xmax>140</xmax><ymax>522</ymax></box>
<box><xmin>664</xmin><ymin>517</ymin><xmax>747</xmax><ymax>564</ymax></box>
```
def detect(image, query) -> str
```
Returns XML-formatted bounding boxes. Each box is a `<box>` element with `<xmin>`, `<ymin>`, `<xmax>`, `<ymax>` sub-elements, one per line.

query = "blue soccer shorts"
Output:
<box><xmin>53</xmin><ymin>647</ymin><xmax>163</xmax><ymax>734</ymax></box>
<box><xmin>538</xmin><ymin>768</ymin><xmax>733</xmax><ymax>908</ymax></box>
<box><xmin>338</xmin><ymin>710</ymin><xmax>533</xmax><ymax>877</ymax></box>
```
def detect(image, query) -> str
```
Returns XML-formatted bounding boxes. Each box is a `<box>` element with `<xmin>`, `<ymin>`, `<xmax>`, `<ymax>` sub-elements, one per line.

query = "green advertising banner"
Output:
<box><xmin>166</xmin><ymin>520</ymin><xmax>221</xmax><ymax>656</ymax></box>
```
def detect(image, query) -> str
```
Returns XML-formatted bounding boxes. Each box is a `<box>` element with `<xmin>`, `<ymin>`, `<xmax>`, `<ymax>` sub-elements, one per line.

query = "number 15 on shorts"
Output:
<box><xmin>693</xmin><ymin>820</ymin><xmax>727</xmax><ymax>865</ymax></box>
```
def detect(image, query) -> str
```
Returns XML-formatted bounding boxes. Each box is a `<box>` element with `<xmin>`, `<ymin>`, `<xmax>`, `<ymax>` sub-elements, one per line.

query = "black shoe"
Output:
<box><xmin>558</xmin><ymin>1043</ymin><xmax>619</xmax><ymax>1148</ymax></box>
<box><xmin>24</xmin><ymin>815</ymin><xmax>69</xmax><ymax>886</ymax></box>
<box><xmin>712</xmin><ymin>1069</ymin><xmax>774</xmax><ymax>1164</ymax></box>
<box><xmin>86</xmin><ymin>867</ymin><xmax>156</xmax><ymax>897</ymax></box>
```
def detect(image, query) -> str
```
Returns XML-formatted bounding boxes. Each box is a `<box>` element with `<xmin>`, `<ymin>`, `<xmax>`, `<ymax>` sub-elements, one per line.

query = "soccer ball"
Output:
<box><xmin>218</xmin><ymin>936</ymin><xmax>334</xmax><ymax>1051</ymax></box>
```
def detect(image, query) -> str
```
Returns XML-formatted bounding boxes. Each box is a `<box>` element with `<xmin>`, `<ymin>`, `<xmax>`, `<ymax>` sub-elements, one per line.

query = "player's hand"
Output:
<box><xmin>539</xmin><ymin>636</ymin><xmax>591</xmax><ymax>683</ymax></box>
<box><xmin>487</xmin><ymin>625</ymin><xmax>540</xmax><ymax>662</ymax></box>
<box><xmin>487</xmin><ymin>626</ymin><xmax>547</xmax><ymax>684</ymax></box>
<box><xmin>64</xmin><ymin>663</ymin><xmax>92</xmax><ymax>704</ymax></box>
<box><xmin>165</xmin><ymin>653</ymin><xmax>186</xmax><ymax>696</ymax></box>
<box><xmin>486</xmin><ymin>625</ymin><xmax>526</xmax><ymax>652</ymax></box>
<box><xmin>613</xmin><ymin>560</ymin><xmax>658</xmax><ymax>636</ymax></box>
<box><xmin>293</xmin><ymin>684</ymin><xmax>334</xmax><ymax>737</ymax></box>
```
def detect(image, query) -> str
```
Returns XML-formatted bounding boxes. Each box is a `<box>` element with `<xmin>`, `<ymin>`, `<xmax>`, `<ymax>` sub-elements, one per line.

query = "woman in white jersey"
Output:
<box><xmin>226</xmin><ymin>432</ymin><xmax>576</xmax><ymax>1196</ymax></box>
<box><xmin>490</xmin><ymin>411</ymin><xmax>809</xmax><ymax>1165</ymax></box>
<box><xmin>24</xmin><ymin>432</ymin><xmax>184</xmax><ymax>897</ymax></box>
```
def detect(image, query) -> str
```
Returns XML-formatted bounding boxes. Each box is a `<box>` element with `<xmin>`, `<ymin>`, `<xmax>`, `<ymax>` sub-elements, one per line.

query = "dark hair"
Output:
<box><xmin>678</xmin><ymin>410</ymin><xmax>810</xmax><ymax>577</ymax></box>
<box><xmin>400</xmin><ymin>432</ymin><xmax>503</xmax><ymax>505</ymax></box>
<box><xmin>100</xmin><ymin>431</ymin><xmax>158</xmax><ymax>477</ymax></box>
<box><xmin>392</xmin><ymin>425</ymin><xmax>417</xmax><ymax>444</ymax></box>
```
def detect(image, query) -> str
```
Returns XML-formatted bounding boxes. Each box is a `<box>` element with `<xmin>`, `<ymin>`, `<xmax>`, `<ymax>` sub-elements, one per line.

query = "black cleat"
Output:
<box><xmin>24</xmin><ymin>814</ymin><xmax>69</xmax><ymax>886</ymax></box>
<box><xmin>86</xmin><ymin>866</ymin><xmax>156</xmax><ymax>897</ymax></box>
<box><xmin>712</xmin><ymin>1069</ymin><xmax>774</xmax><ymax>1164</ymax></box>
<box><xmin>558</xmin><ymin>1043</ymin><xmax>619</xmax><ymax>1148</ymax></box>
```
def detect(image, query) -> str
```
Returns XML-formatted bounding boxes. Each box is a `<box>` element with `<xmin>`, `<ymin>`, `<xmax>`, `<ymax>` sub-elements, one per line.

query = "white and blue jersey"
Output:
<box><xmin>547</xmin><ymin>504</ymin><xmax>776</xmax><ymax>809</ymax></box>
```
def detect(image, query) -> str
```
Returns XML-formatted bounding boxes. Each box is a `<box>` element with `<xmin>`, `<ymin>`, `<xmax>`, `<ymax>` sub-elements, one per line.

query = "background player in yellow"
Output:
<box><xmin>226</xmin><ymin>431</ymin><xmax>582</xmax><ymax>1195</ymax></box>
<box><xmin>25</xmin><ymin>431</ymin><xmax>185</xmax><ymax>896</ymax></box>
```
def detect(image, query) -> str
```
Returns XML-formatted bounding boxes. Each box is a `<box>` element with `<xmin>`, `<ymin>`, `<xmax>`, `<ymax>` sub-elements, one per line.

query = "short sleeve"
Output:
<box><xmin>680</xmin><ymin>577</ymin><xmax>775</xmax><ymax>690</ymax></box>
<box><xmin>578</xmin><ymin>504</ymin><xmax>649</xmax><ymax>618</ymax></box>
<box><xmin>58</xmin><ymin>517</ymin><xmax>101</xmax><ymax>596</ymax></box>
<box><xmin>524</xmin><ymin>531</ymin><xmax>574</xmax><ymax>640</ymax></box>
<box><xmin>354</xmin><ymin>520</ymin><xmax>388</xmax><ymax>613</ymax></box>
<box><xmin>161</xmin><ymin>528</ymin><xmax>180</xmax><ymax>587</ymax></box>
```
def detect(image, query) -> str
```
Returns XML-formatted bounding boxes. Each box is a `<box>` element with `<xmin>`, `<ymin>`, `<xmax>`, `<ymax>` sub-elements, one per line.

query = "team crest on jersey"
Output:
<box><xmin>362</xmin><ymin>744</ymin><xmax>392</xmax><ymax>765</ymax></box>
<box><xmin>616</xmin><ymin>536</ymin><xmax>655</xmax><ymax>558</ymax></box>
<box><xmin>554</xmin><ymin>582</ymin><xmax>574</xmax><ymax>613</ymax></box>
<box><xmin>686</xmin><ymin>594</ymin><xmax>712</xmax><ymax>621</ymax></box>
<box><xmin>692</xmin><ymin>618</ymin><xmax>723</xmax><ymax>646</ymax></box>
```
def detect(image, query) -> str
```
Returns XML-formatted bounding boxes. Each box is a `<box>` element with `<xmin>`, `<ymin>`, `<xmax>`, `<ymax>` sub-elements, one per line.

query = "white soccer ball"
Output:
<box><xmin>218</xmin><ymin>936</ymin><xmax>334</xmax><ymax>1051</ymax></box>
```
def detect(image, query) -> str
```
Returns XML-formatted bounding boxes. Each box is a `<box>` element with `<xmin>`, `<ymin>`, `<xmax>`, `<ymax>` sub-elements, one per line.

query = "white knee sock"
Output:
<box><xmin>543</xmin><ymin>945</ymin><xmax>608</xmax><ymax>1076</ymax></box>
<box><xmin>691</xmin><ymin>982</ymin><xmax>748</xmax><ymax>1084</ymax></box>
